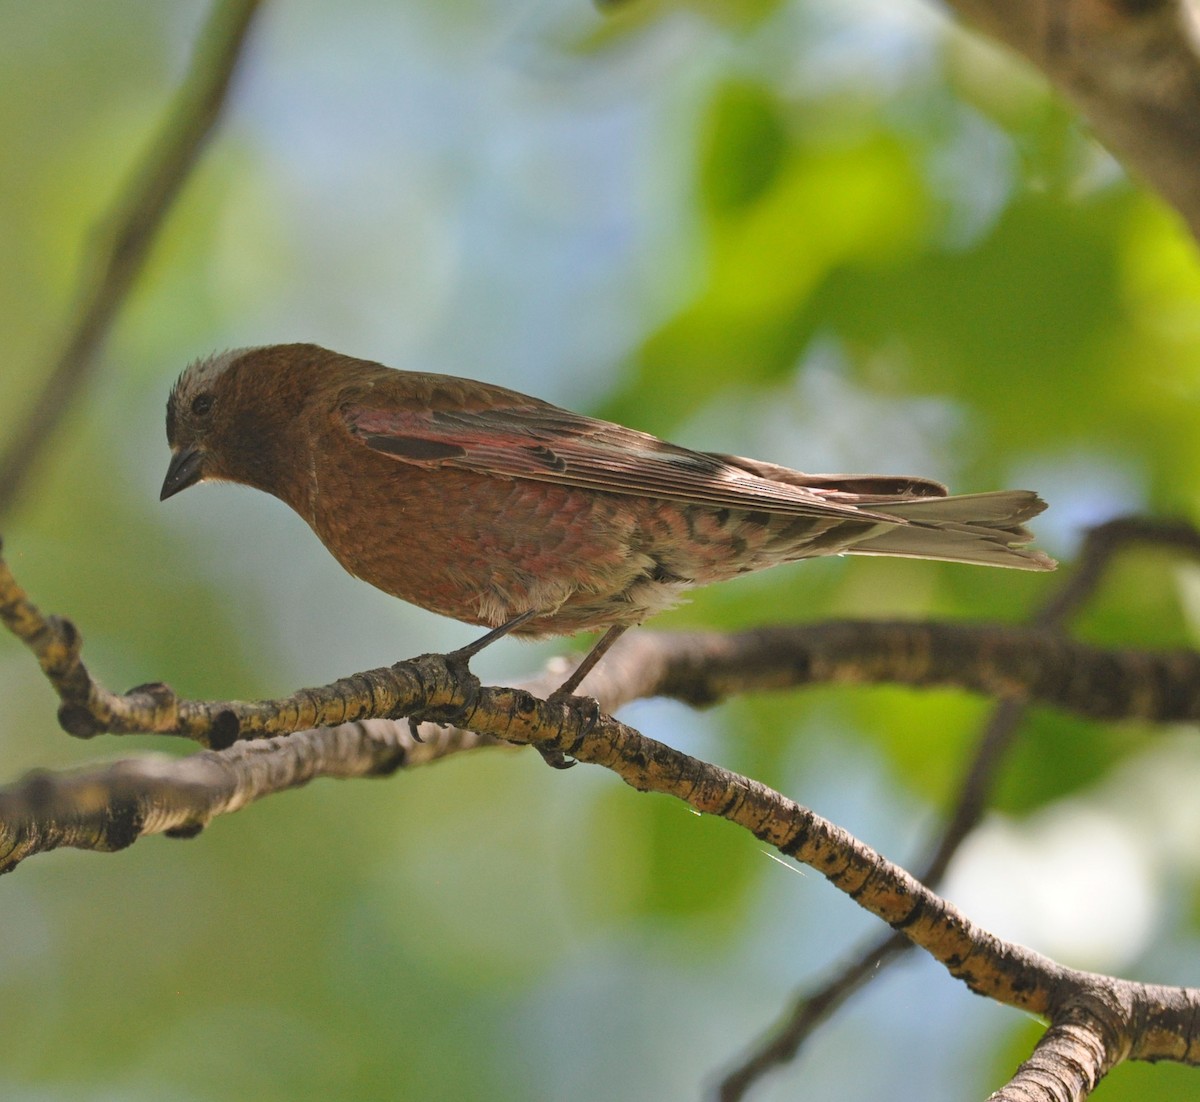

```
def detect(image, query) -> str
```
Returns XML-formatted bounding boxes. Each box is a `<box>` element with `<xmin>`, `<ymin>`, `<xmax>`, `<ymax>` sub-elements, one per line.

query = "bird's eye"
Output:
<box><xmin>191</xmin><ymin>393</ymin><xmax>214</xmax><ymax>417</ymax></box>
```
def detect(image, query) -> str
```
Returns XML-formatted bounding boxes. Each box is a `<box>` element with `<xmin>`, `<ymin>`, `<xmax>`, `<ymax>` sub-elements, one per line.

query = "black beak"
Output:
<box><xmin>160</xmin><ymin>446</ymin><xmax>206</xmax><ymax>501</ymax></box>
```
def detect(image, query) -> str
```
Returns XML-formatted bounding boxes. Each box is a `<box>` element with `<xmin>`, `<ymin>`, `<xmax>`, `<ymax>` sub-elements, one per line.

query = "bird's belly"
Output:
<box><xmin>310</xmin><ymin>466</ymin><xmax>666</xmax><ymax>635</ymax></box>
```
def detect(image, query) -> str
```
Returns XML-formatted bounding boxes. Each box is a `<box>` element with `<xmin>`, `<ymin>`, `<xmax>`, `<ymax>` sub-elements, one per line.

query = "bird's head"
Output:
<box><xmin>160</xmin><ymin>348</ymin><xmax>259</xmax><ymax>500</ymax></box>
<box><xmin>162</xmin><ymin>342</ymin><xmax>337</xmax><ymax>502</ymax></box>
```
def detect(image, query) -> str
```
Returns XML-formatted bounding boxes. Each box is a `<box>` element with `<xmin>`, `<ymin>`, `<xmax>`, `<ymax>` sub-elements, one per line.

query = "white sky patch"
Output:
<box><xmin>943</xmin><ymin>804</ymin><xmax>1157</xmax><ymax>972</ymax></box>
<box><xmin>943</xmin><ymin>733</ymin><xmax>1200</xmax><ymax>974</ymax></box>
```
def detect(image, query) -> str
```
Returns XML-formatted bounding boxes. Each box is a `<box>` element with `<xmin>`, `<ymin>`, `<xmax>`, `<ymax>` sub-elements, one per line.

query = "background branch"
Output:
<box><xmin>0</xmin><ymin>0</ymin><xmax>263</xmax><ymax>517</ymax></box>
<box><xmin>945</xmin><ymin>0</ymin><xmax>1200</xmax><ymax>240</ymax></box>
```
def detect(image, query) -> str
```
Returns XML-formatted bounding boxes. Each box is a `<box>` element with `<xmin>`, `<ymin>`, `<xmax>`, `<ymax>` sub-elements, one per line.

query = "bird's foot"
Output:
<box><xmin>442</xmin><ymin>644</ymin><xmax>482</xmax><ymax>686</ymax></box>
<box><xmin>534</xmin><ymin>689</ymin><xmax>604</xmax><ymax>769</ymax></box>
<box><xmin>547</xmin><ymin>688</ymin><xmax>602</xmax><ymax>732</ymax></box>
<box><xmin>420</xmin><ymin>609</ymin><xmax>544</xmax><ymax>734</ymax></box>
<box><xmin>404</xmin><ymin>646</ymin><xmax>483</xmax><ymax>736</ymax></box>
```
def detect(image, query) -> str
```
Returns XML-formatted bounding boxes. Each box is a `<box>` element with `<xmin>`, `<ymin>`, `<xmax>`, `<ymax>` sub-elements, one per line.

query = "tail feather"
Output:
<box><xmin>717</xmin><ymin>455</ymin><xmax>1054</xmax><ymax>572</ymax></box>
<box><xmin>848</xmin><ymin>490</ymin><xmax>1055</xmax><ymax>571</ymax></box>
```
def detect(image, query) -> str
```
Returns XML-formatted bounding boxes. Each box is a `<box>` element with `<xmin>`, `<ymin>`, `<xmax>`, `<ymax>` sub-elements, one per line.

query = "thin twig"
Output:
<box><xmin>0</xmin><ymin>0</ymin><xmax>264</xmax><ymax>516</ymax></box>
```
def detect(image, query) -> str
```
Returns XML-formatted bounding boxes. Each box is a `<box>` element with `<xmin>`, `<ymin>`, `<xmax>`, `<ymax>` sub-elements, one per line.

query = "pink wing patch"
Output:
<box><xmin>340</xmin><ymin>403</ymin><xmax>904</xmax><ymax>522</ymax></box>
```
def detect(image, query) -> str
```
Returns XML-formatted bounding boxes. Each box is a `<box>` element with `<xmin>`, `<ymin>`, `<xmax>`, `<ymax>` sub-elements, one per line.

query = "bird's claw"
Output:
<box><xmin>532</xmin><ymin>689</ymin><xmax>604</xmax><ymax>769</ymax></box>
<box><xmin>536</xmin><ymin>745</ymin><xmax>577</xmax><ymax>770</ymax></box>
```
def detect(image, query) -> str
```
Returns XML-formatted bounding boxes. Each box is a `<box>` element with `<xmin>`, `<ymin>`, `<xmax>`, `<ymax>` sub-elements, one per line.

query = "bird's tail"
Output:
<box><xmin>847</xmin><ymin>490</ymin><xmax>1056</xmax><ymax>571</ymax></box>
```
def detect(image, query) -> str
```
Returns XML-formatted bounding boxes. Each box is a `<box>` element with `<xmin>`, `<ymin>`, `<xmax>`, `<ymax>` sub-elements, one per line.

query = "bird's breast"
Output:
<box><xmin>305</xmin><ymin>447</ymin><xmax>653</xmax><ymax>633</ymax></box>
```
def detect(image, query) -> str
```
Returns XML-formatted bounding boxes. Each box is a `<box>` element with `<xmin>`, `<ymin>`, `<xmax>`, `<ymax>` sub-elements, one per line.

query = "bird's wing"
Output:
<box><xmin>340</xmin><ymin>397</ymin><xmax>935</xmax><ymax>523</ymax></box>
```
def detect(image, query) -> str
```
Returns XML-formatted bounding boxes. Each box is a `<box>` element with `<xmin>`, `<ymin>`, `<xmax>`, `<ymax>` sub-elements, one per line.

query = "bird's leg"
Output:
<box><xmin>553</xmin><ymin>624</ymin><xmax>627</xmax><ymax>698</ymax></box>
<box><xmin>433</xmin><ymin>614</ymin><xmax>625</xmax><ymax>771</ymax></box>
<box><xmin>410</xmin><ymin>610</ymin><xmax>543</xmax><ymax>741</ymax></box>
<box><xmin>449</xmin><ymin>608</ymin><xmax>542</xmax><ymax>664</ymax></box>
<box><xmin>451</xmin><ymin>609</ymin><xmax>580</xmax><ymax>770</ymax></box>
<box><xmin>535</xmin><ymin>624</ymin><xmax>628</xmax><ymax>769</ymax></box>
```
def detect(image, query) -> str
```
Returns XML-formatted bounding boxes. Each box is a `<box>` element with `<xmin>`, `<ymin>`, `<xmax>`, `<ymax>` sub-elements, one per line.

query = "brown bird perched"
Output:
<box><xmin>162</xmin><ymin>343</ymin><xmax>1054</xmax><ymax>704</ymax></box>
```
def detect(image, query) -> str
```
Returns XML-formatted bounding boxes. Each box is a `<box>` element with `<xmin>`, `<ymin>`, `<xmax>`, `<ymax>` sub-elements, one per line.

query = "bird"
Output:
<box><xmin>161</xmin><ymin>343</ymin><xmax>1054</xmax><ymax>708</ymax></box>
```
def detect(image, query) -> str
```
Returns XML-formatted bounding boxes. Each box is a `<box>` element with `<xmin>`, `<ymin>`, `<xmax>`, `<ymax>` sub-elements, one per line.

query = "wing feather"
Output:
<box><xmin>341</xmin><ymin>401</ymin><xmax>909</xmax><ymax>523</ymax></box>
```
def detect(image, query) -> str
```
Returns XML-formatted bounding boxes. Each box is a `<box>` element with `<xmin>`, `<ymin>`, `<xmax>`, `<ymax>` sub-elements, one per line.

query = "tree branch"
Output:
<box><xmin>3</xmin><ymin>518</ymin><xmax>1200</xmax><ymax>1093</ymax></box>
<box><xmin>717</xmin><ymin>514</ymin><xmax>1200</xmax><ymax>1100</ymax></box>
<box><xmin>945</xmin><ymin>0</ymin><xmax>1200</xmax><ymax>240</ymax></box>
<box><xmin>0</xmin><ymin>720</ymin><xmax>420</xmax><ymax>866</ymax></box>
<box><xmin>3</xmin><ymin>527</ymin><xmax>1197</xmax><ymax>752</ymax></box>
<box><xmin>0</xmin><ymin>0</ymin><xmax>264</xmax><ymax>517</ymax></box>
<box><xmin>987</xmin><ymin>1016</ymin><xmax>1109</xmax><ymax>1102</ymax></box>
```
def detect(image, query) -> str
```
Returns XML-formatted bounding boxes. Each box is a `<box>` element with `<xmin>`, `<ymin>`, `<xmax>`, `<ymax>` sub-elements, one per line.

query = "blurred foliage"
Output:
<box><xmin>2</xmin><ymin>2</ymin><xmax>1200</xmax><ymax>1101</ymax></box>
